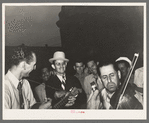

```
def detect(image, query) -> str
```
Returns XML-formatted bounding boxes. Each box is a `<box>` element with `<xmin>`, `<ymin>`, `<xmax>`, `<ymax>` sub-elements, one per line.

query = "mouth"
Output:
<box><xmin>107</xmin><ymin>83</ymin><xmax>116</xmax><ymax>90</ymax></box>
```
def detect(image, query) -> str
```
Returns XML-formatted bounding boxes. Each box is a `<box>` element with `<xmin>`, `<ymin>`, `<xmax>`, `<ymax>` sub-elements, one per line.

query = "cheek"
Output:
<box><xmin>102</xmin><ymin>80</ymin><xmax>108</xmax><ymax>88</ymax></box>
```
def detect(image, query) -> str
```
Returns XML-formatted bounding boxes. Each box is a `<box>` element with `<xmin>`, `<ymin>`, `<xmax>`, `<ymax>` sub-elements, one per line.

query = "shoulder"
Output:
<box><xmin>135</xmin><ymin>67</ymin><xmax>143</xmax><ymax>75</ymax></box>
<box><xmin>22</xmin><ymin>79</ymin><xmax>30</xmax><ymax>86</ymax></box>
<box><xmin>5</xmin><ymin>76</ymin><xmax>11</xmax><ymax>91</ymax></box>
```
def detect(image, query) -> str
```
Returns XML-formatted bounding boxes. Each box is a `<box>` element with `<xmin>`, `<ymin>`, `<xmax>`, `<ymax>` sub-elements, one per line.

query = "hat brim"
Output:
<box><xmin>49</xmin><ymin>58</ymin><xmax>69</xmax><ymax>63</ymax></box>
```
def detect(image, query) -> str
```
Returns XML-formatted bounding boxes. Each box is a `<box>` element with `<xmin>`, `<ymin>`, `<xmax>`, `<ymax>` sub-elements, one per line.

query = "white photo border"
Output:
<box><xmin>2</xmin><ymin>2</ymin><xmax>147</xmax><ymax>120</ymax></box>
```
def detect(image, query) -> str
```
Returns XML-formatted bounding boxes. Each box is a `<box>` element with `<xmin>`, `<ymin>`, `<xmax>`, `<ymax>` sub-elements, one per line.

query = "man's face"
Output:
<box><xmin>87</xmin><ymin>60</ymin><xmax>97</xmax><ymax>75</ymax></box>
<box><xmin>53</xmin><ymin>60</ymin><xmax>67</xmax><ymax>75</ymax></box>
<box><xmin>117</xmin><ymin>62</ymin><xmax>128</xmax><ymax>78</ymax></box>
<box><xmin>41</xmin><ymin>68</ymin><xmax>50</xmax><ymax>82</ymax></box>
<box><xmin>74</xmin><ymin>62</ymin><xmax>84</xmax><ymax>74</ymax></box>
<box><xmin>99</xmin><ymin>64</ymin><xmax>120</xmax><ymax>93</ymax></box>
<box><xmin>22</xmin><ymin>53</ymin><xmax>37</xmax><ymax>77</ymax></box>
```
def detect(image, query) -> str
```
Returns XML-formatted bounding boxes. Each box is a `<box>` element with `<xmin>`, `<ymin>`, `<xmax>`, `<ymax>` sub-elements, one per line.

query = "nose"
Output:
<box><xmin>107</xmin><ymin>76</ymin><xmax>111</xmax><ymax>83</ymax></box>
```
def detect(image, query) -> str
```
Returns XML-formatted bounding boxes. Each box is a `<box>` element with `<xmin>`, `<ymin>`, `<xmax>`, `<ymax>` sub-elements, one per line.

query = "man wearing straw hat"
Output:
<box><xmin>46</xmin><ymin>51</ymin><xmax>87</xmax><ymax>109</ymax></box>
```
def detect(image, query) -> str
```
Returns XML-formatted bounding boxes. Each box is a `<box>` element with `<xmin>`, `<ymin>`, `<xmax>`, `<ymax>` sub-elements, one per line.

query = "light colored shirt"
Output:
<box><xmin>84</xmin><ymin>74</ymin><xmax>104</xmax><ymax>99</ymax></box>
<box><xmin>34</xmin><ymin>83</ymin><xmax>46</xmax><ymax>102</ymax></box>
<box><xmin>134</xmin><ymin>67</ymin><xmax>144</xmax><ymax>106</ymax></box>
<box><xmin>5</xmin><ymin>70</ymin><xmax>36</xmax><ymax>109</ymax></box>
<box><xmin>74</xmin><ymin>73</ymin><xmax>87</xmax><ymax>91</ymax></box>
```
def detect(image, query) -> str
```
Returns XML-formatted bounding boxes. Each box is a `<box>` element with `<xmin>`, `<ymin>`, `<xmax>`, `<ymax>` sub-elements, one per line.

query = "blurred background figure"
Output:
<box><xmin>34</xmin><ymin>66</ymin><xmax>52</xmax><ymax>102</ymax></box>
<box><xmin>132</xmin><ymin>67</ymin><xmax>144</xmax><ymax>107</ymax></box>
<box><xmin>116</xmin><ymin>57</ymin><xmax>134</xmax><ymax>85</ymax></box>
<box><xmin>84</xmin><ymin>58</ymin><xmax>104</xmax><ymax>100</ymax></box>
<box><xmin>73</xmin><ymin>59</ymin><xmax>88</xmax><ymax>91</ymax></box>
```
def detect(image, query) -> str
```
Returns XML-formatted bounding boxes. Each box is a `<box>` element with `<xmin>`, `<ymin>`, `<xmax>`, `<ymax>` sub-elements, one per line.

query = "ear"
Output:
<box><xmin>97</xmin><ymin>62</ymin><xmax>99</xmax><ymax>65</ymax></box>
<box><xmin>51</xmin><ymin>64</ymin><xmax>55</xmax><ymax>69</ymax></box>
<box><xmin>83</xmin><ymin>65</ymin><xmax>85</xmax><ymax>69</ymax></box>
<box><xmin>118</xmin><ymin>70</ymin><xmax>121</xmax><ymax>79</ymax></box>
<box><xmin>19</xmin><ymin>61</ymin><xmax>26</xmax><ymax>70</ymax></box>
<box><xmin>65</xmin><ymin>62</ymin><xmax>68</xmax><ymax>67</ymax></box>
<box><xmin>73</xmin><ymin>66</ymin><xmax>76</xmax><ymax>70</ymax></box>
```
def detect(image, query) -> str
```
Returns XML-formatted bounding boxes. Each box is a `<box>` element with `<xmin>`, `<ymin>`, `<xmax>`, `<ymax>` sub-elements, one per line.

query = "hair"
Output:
<box><xmin>116</xmin><ymin>60</ymin><xmax>130</xmax><ymax>68</ymax></box>
<box><xmin>74</xmin><ymin>59</ymin><xmax>84</xmax><ymax>66</ymax></box>
<box><xmin>97</xmin><ymin>59</ymin><xmax>118</xmax><ymax>76</ymax></box>
<box><xmin>9</xmin><ymin>46</ymin><xmax>35</xmax><ymax>67</ymax></box>
<box><xmin>85</xmin><ymin>57</ymin><xmax>97</xmax><ymax>66</ymax></box>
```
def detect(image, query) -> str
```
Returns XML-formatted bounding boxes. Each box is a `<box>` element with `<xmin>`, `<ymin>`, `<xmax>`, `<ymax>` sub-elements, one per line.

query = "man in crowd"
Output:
<box><xmin>34</xmin><ymin>66</ymin><xmax>51</xmax><ymax>102</ymax></box>
<box><xmin>46</xmin><ymin>51</ymin><xmax>87</xmax><ymax>109</ymax></box>
<box><xmin>116</xmin><ymin>57</ymin><xmax>134</xmax><ymax>85</ymax></box>
<box><xmin>133</xmin><ymin>67</ymin><xmax>144</xmax><ymax>106</ymax></box>
<box><xmin>73</xmin><ymin>59</ymin><xmax>88</xmax><ymax>91</ymax></box>
<box><xmin>5</xmin><ymin>47</ymin><xmax>52</xmax><ymax>109</ymax></box>
<box><xmin>84</xmin><ymin>59</ymin><xmax>104</xmax><ymax>100</ymax></box>
<box><xmin>87</xmin><ymin>60</ymin><xmax>143</xmax><ymax>109</ymax></box>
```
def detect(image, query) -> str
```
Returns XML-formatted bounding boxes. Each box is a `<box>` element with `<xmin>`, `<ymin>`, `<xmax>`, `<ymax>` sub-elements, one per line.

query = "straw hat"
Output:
<box><xmin>49</xmin><ymin>51</ymin><xmax>69</xmax><ymax>63</ymax></box>
<box><xmin>115</xmin><ymin>57</ymin><xmax>131</xmax><ymax>66</ymax></box>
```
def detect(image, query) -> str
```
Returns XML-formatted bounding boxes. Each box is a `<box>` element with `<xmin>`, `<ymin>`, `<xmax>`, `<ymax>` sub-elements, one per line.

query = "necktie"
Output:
<box><xmin>17</xmin><ymin>81</ymin><xmax>24</xmax><ymax>109</ymax></box>
<box><xmin>61</xmin><ymin>75</ymin><xmax>66</xmax><ymax>90</ymax></box>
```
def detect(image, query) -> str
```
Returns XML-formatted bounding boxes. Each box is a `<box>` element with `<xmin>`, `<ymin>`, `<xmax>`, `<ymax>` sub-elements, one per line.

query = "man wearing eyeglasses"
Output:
<box><xmin>46</xmin><ymin>51</ymin><xmax>87</xmax><ymax>109</ymax></box>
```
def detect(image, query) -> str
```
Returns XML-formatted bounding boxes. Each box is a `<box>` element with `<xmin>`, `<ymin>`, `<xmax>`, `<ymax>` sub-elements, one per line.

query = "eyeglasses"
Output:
<box><xmin>55</xmin><ymin>62</ymin><xmax>67</xmax><ymax>67</ymax></box>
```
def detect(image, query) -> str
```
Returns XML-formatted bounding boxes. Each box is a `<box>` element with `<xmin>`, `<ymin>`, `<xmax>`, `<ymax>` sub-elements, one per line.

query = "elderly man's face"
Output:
<box><xmin>99</xmin><ymin>64</ymin><xmax>120</xmax><ymax>93</ymax></box>
<box><xmin>54</xmin><ymin>60</ymin><xmax>67</xmax><ymax>75</ymax></box>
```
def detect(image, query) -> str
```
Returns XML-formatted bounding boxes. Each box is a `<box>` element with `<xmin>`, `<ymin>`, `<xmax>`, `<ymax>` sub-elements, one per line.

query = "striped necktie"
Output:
<box><xmin>17</xmin><ymin>81</ymin><xmax>24</xmax><ymax>109</ymax></box>
<box><xmin>61</xmin><ymin>75</ymin><xmax>66</xmax><ymax>90</ymax></box>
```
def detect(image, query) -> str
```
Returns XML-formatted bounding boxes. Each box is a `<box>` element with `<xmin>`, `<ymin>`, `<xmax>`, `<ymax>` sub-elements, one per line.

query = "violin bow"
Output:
<box><xmin>116</xmin><ymin>53</ymin><xmax>139</xmax><ymax>109</ymax></box>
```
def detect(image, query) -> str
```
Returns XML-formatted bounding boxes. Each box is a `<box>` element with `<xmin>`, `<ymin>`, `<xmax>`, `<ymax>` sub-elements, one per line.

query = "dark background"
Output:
<box><xmin>5</xmin><ymin>6</ymin><xmax>144</xmax><ymax>77</ymax></box>
<box><xmin>1</xmin><ymin>0</ymin><xmax>147</xmax><ymax>122</ymax></box>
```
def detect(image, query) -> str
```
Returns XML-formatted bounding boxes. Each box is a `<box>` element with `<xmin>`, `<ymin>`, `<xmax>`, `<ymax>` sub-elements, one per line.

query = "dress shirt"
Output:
<box><xmin>84</xmin><ymin>74</ymin><xmax>104</xmax><ymax>99</ymax></box>
<box><xmin>134</xmin><ymin>67</ymin><xmax>144</xmax><ymax>106</ymax></box>
<box><xmin>5</xmin><ymin>70</ymin><xmax>36</xmax><ymax>109</ymax></box>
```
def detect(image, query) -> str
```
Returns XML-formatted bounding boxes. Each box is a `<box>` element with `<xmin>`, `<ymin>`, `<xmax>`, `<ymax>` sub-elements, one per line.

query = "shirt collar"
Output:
<box><xmin>56</xmin><ymin>74</ymin><xmax>66</xmax><ymax>82</ymax></box>
<box><xmin>6</xmin><ymin>70</ymin><xmax>20</xmax><ymax>89</ymax></box>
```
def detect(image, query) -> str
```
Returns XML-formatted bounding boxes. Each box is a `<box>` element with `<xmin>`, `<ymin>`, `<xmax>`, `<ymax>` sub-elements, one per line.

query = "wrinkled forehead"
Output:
<box><xmin>99</xmin><ymin>64</ymin><xmax>116</xmax><ymax>76</ymax></box>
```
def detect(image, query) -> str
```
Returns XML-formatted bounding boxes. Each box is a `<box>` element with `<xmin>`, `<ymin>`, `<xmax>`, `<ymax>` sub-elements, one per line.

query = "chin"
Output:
<box><xmin>108</xmin><ymin>88</ymin><xmax>116</xmax><ymax>93</ymax></box>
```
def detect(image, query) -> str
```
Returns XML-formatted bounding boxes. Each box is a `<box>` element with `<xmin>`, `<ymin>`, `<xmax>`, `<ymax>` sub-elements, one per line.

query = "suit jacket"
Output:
<box><xmin>46</xmin><ymin>74</ymin><xmax>87</xmax><ymax>109</ymax></box>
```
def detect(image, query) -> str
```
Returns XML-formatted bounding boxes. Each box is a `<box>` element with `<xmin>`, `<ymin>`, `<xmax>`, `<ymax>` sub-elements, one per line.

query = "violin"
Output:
<box><xmin>110</xmin><ymin>53</ymin><xmax>143</xmax><ymax>109</ymax></box>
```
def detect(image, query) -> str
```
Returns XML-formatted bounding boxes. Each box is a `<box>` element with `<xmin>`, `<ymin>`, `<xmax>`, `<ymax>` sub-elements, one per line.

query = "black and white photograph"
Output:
<box><xmin>2</xmin><ymin>2</ymin><xmax>146</xmax><ymax>120</ymax></box>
